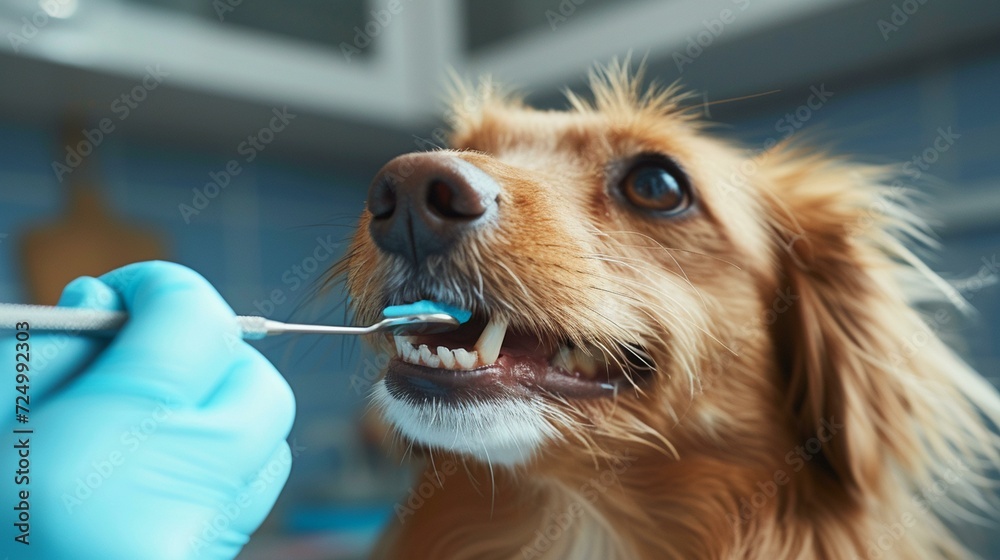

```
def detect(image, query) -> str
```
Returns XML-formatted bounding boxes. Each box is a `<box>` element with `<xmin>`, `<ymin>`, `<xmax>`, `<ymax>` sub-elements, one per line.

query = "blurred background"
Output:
<box><xmin>0</xmin><ymin>0</ymin><xmax>997</xmax><ymax>557</ymax></box>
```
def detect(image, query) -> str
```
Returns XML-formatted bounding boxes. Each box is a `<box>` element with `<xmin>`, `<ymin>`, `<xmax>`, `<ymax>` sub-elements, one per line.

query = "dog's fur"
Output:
<box><xmin>339</xmin><ymin>62</ymin><xmax>1000</xmax><ymax>559</ymax></box>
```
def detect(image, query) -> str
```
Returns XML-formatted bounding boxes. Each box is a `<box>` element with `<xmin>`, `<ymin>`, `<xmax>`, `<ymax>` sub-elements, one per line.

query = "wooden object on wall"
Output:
<box><xmin>19</xmin><ymin>117</ymin><xmax>168</xmax><ymax>305</ymax></box>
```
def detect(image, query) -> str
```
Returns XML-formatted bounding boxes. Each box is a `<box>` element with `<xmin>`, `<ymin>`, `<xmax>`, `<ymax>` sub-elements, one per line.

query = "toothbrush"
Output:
<box><xmin>0</xmin><ymin>302</ymin><xmax>462</xmax><ymax>340</ymax></box>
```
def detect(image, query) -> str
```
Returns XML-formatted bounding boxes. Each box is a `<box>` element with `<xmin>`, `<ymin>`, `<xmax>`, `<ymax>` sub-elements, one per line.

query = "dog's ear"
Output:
<box><xmin>760</xmin><ymin>149</ymin><xmax>999</xmax><ymax>498</ymax></box>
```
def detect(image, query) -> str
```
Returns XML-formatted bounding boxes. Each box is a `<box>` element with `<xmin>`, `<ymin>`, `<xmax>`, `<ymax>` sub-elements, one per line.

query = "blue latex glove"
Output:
<box><xmin>0</xmin><ymin>262</ymin><xmax>295</xmax><ymax>560</ymax></box>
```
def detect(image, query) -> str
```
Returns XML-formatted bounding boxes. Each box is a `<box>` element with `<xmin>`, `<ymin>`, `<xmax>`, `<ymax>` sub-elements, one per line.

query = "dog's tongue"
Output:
<box><xmin>382</xmin><ymin>300</ymin><xmax>473</xmax><ymax>324</ymax></box>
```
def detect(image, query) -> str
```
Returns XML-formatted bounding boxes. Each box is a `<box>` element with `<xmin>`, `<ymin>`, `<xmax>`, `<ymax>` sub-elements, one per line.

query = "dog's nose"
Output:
<box><xmin>367</xmin><ymin>153</ymin><xmax>500</xmax><ymax>263</ymax></box>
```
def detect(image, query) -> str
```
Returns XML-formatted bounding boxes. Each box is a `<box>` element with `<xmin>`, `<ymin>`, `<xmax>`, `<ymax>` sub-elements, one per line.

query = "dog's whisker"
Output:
<box><xmin>576</xmin><ymin>252</ymin><xmax>706</xmax><ymax>310</ymax></box>
<box><xmin>582</xmin><ymin>266</ymin><xmax>734</xmax><ymax>363</ymax></box>
<box><xmin>428</xmin><ymin>449</ymin><xmax>443</xmax><ymax>488</ymax></box>
<box><xmin>573</xmin><ymin>263</ymin><xmax>704</xmax><ymax>328</ymax></box>
<box><xmin>589</xmin><ymin>228</ymin><xmax>739</xmax><ymax>264</ymax></box>
<box><xmin>579</xmin><ymin>248</ymin><xmax>707</xmax><ymax>287</ymax></box>
<box><xmin>594</xmin><ymin>229</ymin><xmax>712</xmax><ymax>311</ymax></box>
<box><xmin>578</xmin><ymin>258</ymin><xmax>706</xmax><ymax>323</ymax></box>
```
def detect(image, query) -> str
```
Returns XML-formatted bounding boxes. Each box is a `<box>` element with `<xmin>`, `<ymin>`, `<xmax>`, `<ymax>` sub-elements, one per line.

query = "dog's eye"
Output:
<box><xmin>619</xmin><ymin>159</ymin><xmax>691</xmax><ymax>215</ymax></box>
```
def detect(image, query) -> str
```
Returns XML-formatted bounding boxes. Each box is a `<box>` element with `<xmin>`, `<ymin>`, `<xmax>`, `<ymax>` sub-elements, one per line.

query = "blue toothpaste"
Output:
<box><xmin>382</xmin><ymin>300</ymin><xmax>472</xmax><ymax>324</ymax></box>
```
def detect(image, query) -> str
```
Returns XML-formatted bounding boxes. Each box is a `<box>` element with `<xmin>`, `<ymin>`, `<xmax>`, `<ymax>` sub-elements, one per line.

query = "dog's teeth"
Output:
<box><xmin>551</xmin><ymin>346</ymin><xmax>573</xmax><ymax>372</ymax></box>
<box><xmin>408</xmin><ymin>346</ymin><xmax>421</xmax><ymax>365</ymax></box>
<box><xmin>572</xmin><ymin>347</ymin><xmax>599</xmax><ymax>378</ymax></box>
<box><xmin>418</xmin><ymin>344</ymin><xmax>441</xmax><ymax>367</ymax></box>
<box><xmin>474</xmin><ymin>317</ymin><xmax>508</xmax><ymax>366</ymax></box>
<box><xmin>454</xmin><ymin>348</ymin><xmax>478</xmax><ymax>369</ymax></box>
<box><xmin>394</xmin><ymin>336</ymin><xmax>415</xmax><ymax>359</ymax></box>
<box><xmin>438</xmin><ymin>346</ymin><xmax>456</xmax><ymax>369</ymax></box>
<box><xmin>549</xmin><ymin>344</ymin><xmax>603</xmax><ymax>377</ymax></box>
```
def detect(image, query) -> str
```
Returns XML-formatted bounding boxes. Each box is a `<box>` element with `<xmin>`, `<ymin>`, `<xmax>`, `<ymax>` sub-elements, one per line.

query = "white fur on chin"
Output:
<box><xmin>371</xmin><ymin>380</ymin><xmax>557</xmax><ymax>466</ymax></box>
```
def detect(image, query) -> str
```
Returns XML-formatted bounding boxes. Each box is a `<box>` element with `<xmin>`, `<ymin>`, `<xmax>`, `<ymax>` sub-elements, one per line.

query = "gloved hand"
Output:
<box><xmin>1</xmin><ymin>261</ymin><xmax>296</xmax><ymax>560</ymax></box>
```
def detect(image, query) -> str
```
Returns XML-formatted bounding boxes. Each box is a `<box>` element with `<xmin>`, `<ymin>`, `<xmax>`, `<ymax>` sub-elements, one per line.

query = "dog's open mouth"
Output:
<box><xmin>385</xmin><ymin>312</ymin><xmax>650</xmax><ymax>400</ymax></box>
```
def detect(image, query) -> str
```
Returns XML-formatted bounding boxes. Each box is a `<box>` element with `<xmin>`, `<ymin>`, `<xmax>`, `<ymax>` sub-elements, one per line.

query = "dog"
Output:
<box><xmin>336</xmin><ymin>62</ymin><xmax>1000</xmax><ymax>559</ymax></box>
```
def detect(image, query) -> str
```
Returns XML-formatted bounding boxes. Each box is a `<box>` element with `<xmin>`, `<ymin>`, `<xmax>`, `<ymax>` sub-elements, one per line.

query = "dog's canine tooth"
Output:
<box><xmin>438</xmin><ymin>346</ymin><xmax>457</xmax><ymax>369</ymax></box>
<box><xmin>475</xmin><ymin>317</ymin><xmax>508</xmax><ymax>366</ymax></box>
<box><xmin>454</xmin><ymin>348</ymin><xmax>478</xmax><ymax>369</ymax></box>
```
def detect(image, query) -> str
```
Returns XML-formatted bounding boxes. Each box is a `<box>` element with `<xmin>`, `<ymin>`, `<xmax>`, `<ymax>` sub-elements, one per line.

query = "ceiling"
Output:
<box><xmin>0</xmin><ymin>0</ymin><xmax>998</xmax><ymax>173</ymax></box>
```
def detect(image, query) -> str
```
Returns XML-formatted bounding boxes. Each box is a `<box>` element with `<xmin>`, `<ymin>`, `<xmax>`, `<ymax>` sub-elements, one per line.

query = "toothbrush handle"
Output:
<box><xmin>0</xmin><ymin>303</ymin><xmax>271</xmax><ymax>340</ymax></box>
<box><xmin>0</xmin><ymin>303</ymin><xmax>127</xmax><ymax>333</ymax></box>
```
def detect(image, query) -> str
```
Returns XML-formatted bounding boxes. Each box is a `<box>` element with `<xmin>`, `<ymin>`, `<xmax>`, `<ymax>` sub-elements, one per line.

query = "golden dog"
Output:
<box><xmin>338</xmin><ymin>62</ymin><xmax>1000</xmax><ymax>559</ymax></box>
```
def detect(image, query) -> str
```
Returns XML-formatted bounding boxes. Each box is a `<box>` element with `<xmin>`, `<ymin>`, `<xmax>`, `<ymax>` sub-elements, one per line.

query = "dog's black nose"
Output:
<box><xmin>367</xmin><ymin>153</ymin><xmax>500</xmax><ymax>264</ymax></box>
